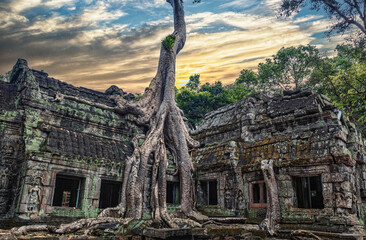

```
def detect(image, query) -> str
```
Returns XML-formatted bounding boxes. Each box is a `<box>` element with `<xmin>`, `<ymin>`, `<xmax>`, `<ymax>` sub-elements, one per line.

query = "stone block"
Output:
<box><xmin>278</xmin><ymin>174</ymin><xmax>291</xmax><ymax>181</ymax></box>
<box><xmin>330</xmin><ymin>216</ymin><xmax>347</xmax><ymax>225</ymax></box>
<box><xmin>322</xmin><ymin>173</ymin><xmax>344</xmax><ymax>183</ymax></box>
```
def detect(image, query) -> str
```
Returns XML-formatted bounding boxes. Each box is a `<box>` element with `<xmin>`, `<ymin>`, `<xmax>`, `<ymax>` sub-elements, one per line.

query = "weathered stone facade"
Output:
<box><xmin>192</xmin><ymin>91</ymin><xmax>366</xmax><ymax>235</ymax></box>
<box><xmin>1</xmin><ymin>59</ymin><xmax>366</xmax><ymax>238</ymax></box>
<box><xmin>0</xmin><ymin>59</ymin><xmax>145</xmax><ymax>224</ymax></box>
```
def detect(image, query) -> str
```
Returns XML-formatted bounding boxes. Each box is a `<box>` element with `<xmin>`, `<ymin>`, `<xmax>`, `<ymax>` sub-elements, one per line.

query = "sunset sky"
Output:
<box><xmin>0</xmin><ymin>0</ymin><xmax>343</xmax><ymax>93</ymax></box>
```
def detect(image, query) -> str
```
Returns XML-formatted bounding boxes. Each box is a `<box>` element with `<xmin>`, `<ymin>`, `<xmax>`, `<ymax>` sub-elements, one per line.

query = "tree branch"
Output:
<box><xmin>323</xmin><ymin>0</ymin><xmax>366</xmax><ymax>34</ymax></box>
<box><xmin>171</xmin><ymin>0</ymin><xmax>186</xmax><ymax>54</ymax></box>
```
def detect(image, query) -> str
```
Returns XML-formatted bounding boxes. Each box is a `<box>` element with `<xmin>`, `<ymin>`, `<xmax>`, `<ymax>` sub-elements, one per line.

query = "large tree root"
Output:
<box><xmin>12</xmin><ymin>0</ymin><xmax>208</xmax><ymax>236</ymax></box>
<box><xmin>11</xmin><ymin>217</ymin><xmax>131</xmax><ymax>235</ymax></box>
<box><xmin>291</xmin><ymin>230</ymin><xmax>322</xmax><ymax>240</ymax></box>
<box><xmin>260</xmin><ymin>160</ymin><xmax>280</xmax><ymax>236</ymax></box>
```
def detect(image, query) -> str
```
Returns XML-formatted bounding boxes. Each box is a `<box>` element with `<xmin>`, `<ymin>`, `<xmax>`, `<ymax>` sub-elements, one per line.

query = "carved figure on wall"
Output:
<box><xmin>236</xmin><ymin>189</ymin><xmax>244</xmax><ymax>210</ymax></box>
<box><xmin>27</xmin><ymin>185</ymin><xmax>41</xmax><ymax>212</ymax></box>
<box><xmin>0</xmin><ymin>135</ymin><xmax>21</xmax><ymax>157</ymax></box>
<box><xmin>225</xmin><ymin>174</ymin><xmax>235</xmax><ymax>209</ymax></box>
<box><xmin>224</xmin><ymin>189</ymin><xmax>233</xmax><ymax>209</ymax></box>
<box><xmin>0</xmin><ymin>168</ymin><xmax>9</xmax><ymax>189</ymax></box>
<box><xmin>1</xmin><ymin>140</ymin><xmax>17</xmax><ymax>158</ymax></box>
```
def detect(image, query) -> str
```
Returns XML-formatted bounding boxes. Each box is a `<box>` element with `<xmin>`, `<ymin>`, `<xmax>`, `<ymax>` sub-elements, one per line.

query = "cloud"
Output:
<box><xmin>6</xmin><ymin>0</ymin><xmax>74</xmax><ymax>13</ymax></box>
<box><xmin>11</xmin><ymin>1</ymin><xmax>127</xmax><ymax>52</ymax></box>
<box><xmin>44</xmin><ymin>0</ymin><xmax>75</xmax><ymax>9</ymax></box>
<box><xmin>176</xmin><ymin>12</ymin><xmax>334</xmax><ymax>87</ymax></box>
<box><xmin>219</xmin><ymin>0</ymin><xmax>254</xmax><ymax>9</ymax></box>
<box><xmin>9</xmin><ymin>0</ymin><xmax>42</xmax><ymax>13</ymax></box>
<box><xmin>0</xmin><ymin>11</ymin><xmax>28</xmax><ymax>29</ymax></box>
<box><xmin>79</xmin><ymin>1</ymin><xmax>125</xmax><ymax>26</ymax></box>
<box><xmin>0</xmin><ymin>0</ymin><xmax>344</xmax><ymax>94</ymax></box>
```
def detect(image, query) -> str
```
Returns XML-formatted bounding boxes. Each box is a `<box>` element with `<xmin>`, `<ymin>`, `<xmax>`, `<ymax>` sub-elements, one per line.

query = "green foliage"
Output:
<box><xmin>176</xmin><ymin>74</ymin><xmax>254</xmax><ymax>129</ymax></box>
<box><xmin>162</xmin><ymin>34</ymin><xmax>176</xmax><ymax>50</ymax></box>
<box><xmin>256</xmin><ymin>45</ymin><xmax>321</xmax><ymax>93</ymax></box>
<box><xmin>185</xmin><ymin>74</ymin><xmax>200</xmax><ymax>90</ymax></box>
<box><xmin>235</xmin><ymin>69</ymin><xmax>258</xmax><ymax>88</ymax></box>
<box><xmin>235</xmin><ymin>42</ymin><xmax>365</xmax><ymax>135</ymax></box>
<box><xmin>226</xmin><ymin>83</ymin><xmax>256</xmax><ymax>103</ymax></box>
<box><xmin>176</xmin><ymin>87</ymin><xmax>215</xmax><ymax>129</ymax></box>
<box><xmin>310</xmin><ymin>38</ymin><xmax>366</xmax><ymax>135</ymax></box>
<box><xmin>135</xmin><ymin>93</ymin><xmax>142</xmax><ymax>100</ymax></box>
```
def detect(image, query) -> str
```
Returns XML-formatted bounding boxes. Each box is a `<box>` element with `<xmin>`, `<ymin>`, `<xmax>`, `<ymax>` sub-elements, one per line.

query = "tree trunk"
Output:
<box><xmin>100</xmin><ymin>0</ymin><xmax>207</xmax><ymax>225</ymax></box>
<box><xmin>260</xmin><ymin>160</ymin><xmax>280</xmax><ymax>236</ymax></box>
<box><xmin>12</xmin><ymin>0</ymin><xmax>207</xmax><ymax>235</ymax></box>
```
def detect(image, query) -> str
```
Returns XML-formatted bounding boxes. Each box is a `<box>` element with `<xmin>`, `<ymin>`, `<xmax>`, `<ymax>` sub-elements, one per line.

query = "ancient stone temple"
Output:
<box><xmin>0</xmin><ymin>59</ymin><xmax>144</xmax><ymax>223</ymax></box>
<box><xmin>1</xmin><ymin>59</ymin><xmax>366</xmax><ymax>238</ymax></box>
<box><xmin>192</xmin><ymin>91</ymin><xmax>366</xmax><ymax>236</ymax></box>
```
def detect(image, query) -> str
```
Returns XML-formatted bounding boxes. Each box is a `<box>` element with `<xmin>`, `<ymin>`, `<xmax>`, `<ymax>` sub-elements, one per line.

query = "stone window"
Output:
<box><xmin>294</xmin><ymin>176</ymin><xmax>324</xmax><ymax>209</ymax></box>
<box><xmin>249</xmin><ymin>180</ymin><xmax>267</xmax><ymax>208</ymax></box>
<box><xmin>166</xmin><ymin>181</ymin><xmax>180</xmax><ymax>204</ymax></box>
<box><xmin>201</xmin><ymin>180</ymin><xmax>218</xmax><ymax>205</ymax></box>
<box><xmin>99</xmin><ymin>180</ymin><xmax>121</xmax><ymax>209</ymax></box>
<box><xmin>52</xmin><ymin>175</ymin><xmax>84</xmax><ymax>208</ymax></box>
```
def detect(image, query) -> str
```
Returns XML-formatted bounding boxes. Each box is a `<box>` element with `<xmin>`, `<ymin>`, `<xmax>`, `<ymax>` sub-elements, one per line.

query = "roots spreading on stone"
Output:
<box><xmin>11</xmin><ymin>217</ymin><xmax>131</xmax><ymax>236</ymax></box>
<box><xmin>12</xmin><ymin>0</ymin><xmax>208</xmax><ymax>236</ymax></box>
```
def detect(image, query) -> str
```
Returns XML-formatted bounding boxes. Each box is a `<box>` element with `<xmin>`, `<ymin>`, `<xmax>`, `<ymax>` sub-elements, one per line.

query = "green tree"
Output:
<box><xmin>225</xmin><ymin>83</ymin><xmax>257</xmax><ymax>103</ymax></box>
<box><xmin>185</xmin><ymin>74</ymin><xmax>200</xmax><ymax>91</ymax></box>
<box><xmin>235</xmin><ymin>69</ymin><xmax>258</xmax><ymax>88</ymax></box>
<box><xmin>176</xmin><ymin>76</ymin><xmax>254</xmax><ymax>129</ymax></box>
<box><xmin>176</xmin><ymin>88</ymin><xmax>211</xmax><ymax>129</ymax></box>
<box><xmin>257</xmin><ymin>45</ymin><xmax>321</xmax><ymax>93</ymax></box>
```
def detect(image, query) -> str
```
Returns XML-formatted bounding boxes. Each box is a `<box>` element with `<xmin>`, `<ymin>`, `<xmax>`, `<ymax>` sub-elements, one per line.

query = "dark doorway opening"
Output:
<box><xmin>166</xmin><ymin>181</ymin><xmax>180</xmax><ymax>204</ymax></box>
<box><xmin>99</xmin><ymin>180</ymin><xmax>121</xmax><ymax>209</ymax></box>
<box><xmin>52</xmin><ymin>175</ymin><xmax>83</xmax><ymax>208</ymax></box>
<box><xmin>294</xmin><ymin>175</ymin><xmax>324</xmax><ymax>209</ymax></box>
<box><xmin>201</xmin><ymin>180</ymin><xmax>218</xmax><ymax>205</ymax></box>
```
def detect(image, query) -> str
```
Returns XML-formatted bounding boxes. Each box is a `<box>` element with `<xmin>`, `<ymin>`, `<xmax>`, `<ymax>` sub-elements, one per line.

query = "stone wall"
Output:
<box><xmin>0</xmin><ymin>81</ymin><xmax>24</xmax><ymax>219</ymax></box>
<box><xmin>0</xmin><ymin>59</ymin><xmax>145</xmax><ymax>223</ymax></box>
<box><xmin>192</xmin><ymin>90</ymin><xmax>366</xmax><ymax>233</ymax></box>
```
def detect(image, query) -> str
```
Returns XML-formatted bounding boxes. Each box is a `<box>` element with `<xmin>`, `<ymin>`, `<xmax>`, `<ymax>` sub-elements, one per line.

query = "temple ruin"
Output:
<box><xmin>1</xmin><ymin>59</ymin><xmax>366</xmax><ymax>239</ymax></box>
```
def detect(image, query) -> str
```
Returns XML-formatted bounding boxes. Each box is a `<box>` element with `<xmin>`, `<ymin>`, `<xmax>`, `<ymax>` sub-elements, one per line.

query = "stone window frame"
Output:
<box><xmin>292</xmin><ymin>174</ymin><xmax>324</xmax><ymax>210</ymax></box>
<box><xmin>200</xmin><ymin>180</ymin><xmax>218</xmax><ymax>206</ymax></box>
<box><xmin>249</xmin><ymin>180</ymin><xmax>267</xmax><ymax>208</ymax></box>
<box><xmin>99</xmin><ymin>179</ymin><xmax>122</xmax><ymax>209</ymax></box>
<box><xmin>286</xmin><ymin>165</ymin><xmax>328</xmax><ymax>211</ymax></box>
<box><xmin>51</xmin><ymin>174</ymin><xmax>85</xmax><ymax>209</ymax></box>
<box><xmin>196</xmin><ymin>172</ymin><xmax>221</xmax><ymax>207</ymax></box>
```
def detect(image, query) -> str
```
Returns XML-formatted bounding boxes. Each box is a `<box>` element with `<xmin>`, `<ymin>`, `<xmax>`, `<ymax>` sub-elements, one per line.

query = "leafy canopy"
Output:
<box><xmin>175</xmin><ymin>74</ymin><xmax>255</xmax><ymax>129</ymax></box>
<box><xmin>236</xmin><ymin>45</ymin><xmax>321</xmax><ymax>94</ymax></box>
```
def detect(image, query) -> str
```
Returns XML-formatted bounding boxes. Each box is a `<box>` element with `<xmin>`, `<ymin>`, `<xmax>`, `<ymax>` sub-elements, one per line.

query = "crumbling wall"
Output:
<box><xmin>0</xmin><ymin>59</ymin><xmax>145</xmax><ymax>222</ymax></box>
<box><xmin>192</xmin><ymin>90</ymin><xmax>366</xmax><ymax>233</ymax></box>
<box><xmin>0</xmin><ymin>81</ymin><xmax>24</xmax><ymax>219</ymax></box>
